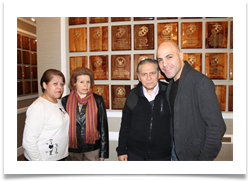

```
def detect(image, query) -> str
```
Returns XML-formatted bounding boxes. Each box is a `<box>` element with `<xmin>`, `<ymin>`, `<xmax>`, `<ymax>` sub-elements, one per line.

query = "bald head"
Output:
<box><xmin>157</xmin><ymin>40</ymin><xmax>180</xmax><ymax>56</ymax></box>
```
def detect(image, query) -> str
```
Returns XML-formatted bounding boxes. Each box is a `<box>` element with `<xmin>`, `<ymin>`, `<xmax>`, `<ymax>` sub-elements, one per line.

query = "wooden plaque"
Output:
<box><xmin>205</xmin><ymin>53</ymin><xmax>227</xmax><ymax>79</ymax></box>
<box><xmin>31</xmin><ymin>66</ymin><xmax>37</xmax><ymax>79</ymax></box>
<box><xmin>157</xmin><ymin>17</ymin><xmax>178</xmax><ymax>20</ymax></box>
<box><xmin>181</xmin><ymin>22</ymin><xmax>202</xmax><ymax>49</ymax></box>
<box><xmin>23</xmin><ymin>81</ymin><xmax>31</xmax><ymax>94</ymax></box>
<box><xmin>230</xmin><ymin>21</ymin><xmax>233</xmax><ymax>49</ymax></box>
<box><xmin>89</xmin><ymin>26</ymin><xmax>108</xmax><ymax>51</ymax></box>
<box><xmin>22</xmin><ymin>51</ymin><xmax>30</xmax><ymax>64</ymax></box>
<box><xmin>17</xmin><ymin>65</ymin><xmax>22</xmax><ymax>79</ymax></box>
<box><xmin>92</xmin><ymin>85</ymin><xmax>109</xmax><ymax>109</ymax></box>
<box><xmin>181</xmin><ymin>17</ymin><xmax>202</xmax><ymax>19</ymax></box>
<box><xmin>229</xmin><ymin>53</ymin><xmax>233</xmax><ymax>80</ymax></box>
<box><xmin>111</xmin><ymin>17</ymin><xmax>131</xmax><ymax>22</ymax></box>
<box><xmin>23</xmin><ymin>66</ymin><xmax>31</xmax><ymax>79</ymax></box>
<box><xmin>111</xmin><ymin>55</ymin><xmax>131</xmax><ymax>80</ymax></box>
<box><xmin>111</xmin><ymin>85</ymin><xmax>131</xmax><ymax>110</ymax></box>
<box><xmin>112</xmin><ymin>25</ymin><xmax>131</xmax><ymax>51</ymax></box>
<box><xmin>70</xmin><ymin>56</ymin><xmax>88</xmax><ymax>74</ymax></box>
<box><xmin>183</xmin><ymin>53</ymin><xmax>202</xmax><ymax>72</ymax></box>
<box><xmin>22</xmin><ymin>35</ymin><xmax>30</xmax><ymax>50</ymax></box>
<box><xmin>89</xmin><ymin>17</ymin><xmax>108</xmax><ymax>24</ymax></box>
<box><xmin>134</xmin><ymin>24</ymin><xmax>154</xmax><ymax>50</ymax></box>
<box><xmin>30</xmin><ymin>52</ymin><xmax>37</xmax><ymax>65</ymax></box>
<box><xmin>17</xmin><ymin>50</ymin><xmax>21</xmax><ymax>63</ymax></box>
<box><xmin>17</xmin><ymin>34</ymin><xmax>21</xmax><ymax>48</ymax></box>
<box><xmin>205</xmin><ymin>22</ymin><xmax>228</xmax><ymax>48</ymax></box>
<box><xmin>69</xmin><ymin>28</ymin><xmax>87</xmax><ymax>52</ymax></box>
<box><xmin>228</xmin><ymin>85</ymin><xmax>233</xmax><ymax>111</ymax></box>
<box><xmin>32</xmin><ymin>80</ymin><xmax>38</xmax><ymax>93</ymax></box>
<box><xmin>17</xmin><ymin>81</ymin><xmax>23</xmax><ymax>95</ymax></box>
<box><xmin>134</xmin><ymin>17</ymin><xmax>154</xmax><ymax>21</ymax></box>
<box><xmin>134</xmin><ymin>54</ymin><xmax>153</xmax><ymax>80</ymax></box>
<box><xmin>157</xmin><ymin>22</ymin><xmax>178</xmax><ymax>47</ymax></box>
<box><xmin>30</xmin><ymin>38</ymin><xmax>37</xmax><ymax>51</ymax></box>
<box><xmin>214</xmin><ymin>85</ymin><xmax>226</xmax><ymax>111</ymax></box>
<box><xmin>89</xmin><ymin>55</ymin><xmax>109</xmax><ymax>80</ymax></box>
<box><xmin>69</xmin><ymin>17</ymin><xmax>87</xmax><ymax>25</ymax></box>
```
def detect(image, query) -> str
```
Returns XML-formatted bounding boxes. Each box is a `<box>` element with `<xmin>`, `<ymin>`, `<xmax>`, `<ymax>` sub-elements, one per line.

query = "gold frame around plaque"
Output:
<box><xmin>89</xmin><ymin>26</ymin><xmax>108</xmax><ymax>52</ymax></box>
<box><xmin>205</xmin><ymin>53</ymin><xmax>227</xmax><ymax>79</ymax></box>
<box><xmin>69</xmin><ymin>28</ymin><xmax>87</xmax><ymax>52</ymax></box>
<box><xmin>111</xmin><ymin>85</ymin><xmax>130</xmax><ymax>110</ymax></box>
<box><xmin>111</xmin><ymin>55</ymin><xmax>131</xmax><ymax>80</ymax></box>
<box><xmin>89</xmin><ymin>55</ymin><xmax>109</xmax><ymax>80</ymax></box>
<box><xmin>205</xmin><ymin>21</ymin><xmax>228</xmax><ymax>48</ymax></box>
<box><xmin>183</xmin><ymin>53</ymin><xmax>202</xmax><ymax>72</ymax></box>
<box><xmin>134</xmin><ymin>24</ymin><xmax>154</xmax><ymax>50</ymax></box>
<box><xmin>92</xmin><ymin>85</ymin><xmax>109</xmax><ymax>109</ymax></box>
<box><xmin>215</xmin><ymin>85</ymin><xmax>226</xmax><ymax>111</ymax></box>
<box><xmin>181</xmin><ymin>22</ymin><xmax>202</xmax><ymax>49</ymax></box>
<box><xmin>70</xmin><ymin>56</ymin><xmax>88</xmax><ymax>74</ymax></box>
<box><xmin>157</xmin><ymin>22</ymin><xmax>178</xmax><ymax>47</ymax></box>
<box><xmin>112</xmin><ymin>25</ymin><xmax>131</xmax><ymax>51</ymax></box>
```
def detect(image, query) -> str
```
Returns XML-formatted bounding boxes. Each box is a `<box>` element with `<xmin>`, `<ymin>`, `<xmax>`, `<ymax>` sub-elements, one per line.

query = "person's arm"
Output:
<box><xmin>22</xmin><ymin>103</ymin><xmax>45</xmax><ymax>161</ymax></box>
<box><xmin>118</xmin><ymin>155</ymin><xmax>128</xmax><ymax>161</ymax></box>
<box><xmin>97</xmin><ymin>96</ymin><xmax>109</xmax><ymax>159</ymax></box>
<box><xmin>197</xmin><ymin>77</ymin><xmax>226</xmax><ymax>160</ymax></box>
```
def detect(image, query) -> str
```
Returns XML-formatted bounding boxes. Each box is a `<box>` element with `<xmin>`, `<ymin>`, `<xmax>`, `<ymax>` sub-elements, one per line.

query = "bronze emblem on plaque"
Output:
<box><xmin>205</xmin><ymin>53</ymin><xmax>227</xmax><ymax>79</ymax></box>
<box><xmin>70</xmin><ymin>56</ymin><xmax>88</xmax><ymax>74</ymax></box>
<box><xmin>111</xmin><ymin>85</ymin><xmax>130</xmax><ymax>110</ymax></box>
<box><xmin>228</xmin><ymin>85</ymin><xmax>233</xmax><ymax>111</ymax></box>
<box><xmin>69</xmin><ymin>17</ymin><xmax>87</xmax><ymax>25</ymax></box>
<box><xmin>89</xmin><ymin>55</ymin><xmax>109</xmax><ymax>80</ymax></box>
<box><xmin>112</xmin><ymin>25</ymin><xmax>131</xmax><ymax>51</ymax></box>
<box><xmin>183</xmin><ymin>53</ymin><xmax>202</xmax><ymax>72</ymax></box>
<box><xmin>205</xmin><ymin>22</ymin><xmax>228</xmax><ymax>48</ymax></box>
<box><xmin>181</xmin><ymin>22</ymin><xmax>202</xmax><ymax>49</ymax></box>
<box><xmin>229</xmin><ymin>53</ymin><xmax>233</xmax><ymax>80</ymax></box>
<box><xmin>69</xmin><ymin>28</ymin><xmax>87</xmax><ymax>52</ymax></box>
<box><xmin>92</xmin><ymin>85</ymin><xmax>109</xmax><ymax>109</ymax></box>
<box><xmin>111</xmin><ymin>55</ymin><xmax>131</xmax><ymax>80</ymax></box>
<box><xmin>157</xmin><ymin>22</ymin><xmax>178</xmax><ymax>47</ymax></box>
<box><xmin>134</xmin><ymin>24</ymin><xmax>154</xmax><ymax>50</ymax></box>
<box><xmin>89</xmin><ymin>26</ymin><xmax>108</xmax><ymax>51</ymax></box>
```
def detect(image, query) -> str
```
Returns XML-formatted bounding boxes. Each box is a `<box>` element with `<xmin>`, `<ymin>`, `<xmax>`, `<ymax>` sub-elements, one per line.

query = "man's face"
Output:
<box><xmin>137</xmin><ymin>62</ymin><xmax>160</xmax><ymax>94</ymax></box>
<box><xmin>157</xmin><ymin>42</ymin><xmax>184</xmax><ymax>81</ymax></box>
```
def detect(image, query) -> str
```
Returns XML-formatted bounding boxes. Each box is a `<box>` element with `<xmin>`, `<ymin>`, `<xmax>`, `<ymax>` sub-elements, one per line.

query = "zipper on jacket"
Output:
<box><xmin>147</xmin><ymin>104</ymin><xmax>154</xmax><ymax>158</ymax></box>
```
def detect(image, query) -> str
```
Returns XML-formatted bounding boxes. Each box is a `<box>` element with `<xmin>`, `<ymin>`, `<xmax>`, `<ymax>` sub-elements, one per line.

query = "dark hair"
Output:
<box><xmin>68</xmin><ymin>67</ymin><xmax>94</xmax><ymax>90</ymax></box>
<box><xmin>136</xmin><ymin>58</ymin><xmax>159</xmax><ymax>74</ymax></box>
<box><xmin>40</xmin><ymin>69</ymin><xmax>65</xmax><ymax>92</ymax></box>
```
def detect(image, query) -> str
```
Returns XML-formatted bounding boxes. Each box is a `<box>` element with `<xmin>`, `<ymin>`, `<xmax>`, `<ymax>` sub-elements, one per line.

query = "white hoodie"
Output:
<box><xmin>22</xmin><ymin>96</ymin><xmax>69</xmax><ymax>161</ymax></box>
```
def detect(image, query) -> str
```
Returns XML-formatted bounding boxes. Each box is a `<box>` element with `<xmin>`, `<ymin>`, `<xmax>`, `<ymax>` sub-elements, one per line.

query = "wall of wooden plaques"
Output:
<box><xmin>67</xmin><ymin>17</ymin><xmax>233</xmax><ymax>112</ymax></box>
<box><xmin>17</xmin><ymin>32</ymin><xmax>38</xmax><ymax>96</ymax></box>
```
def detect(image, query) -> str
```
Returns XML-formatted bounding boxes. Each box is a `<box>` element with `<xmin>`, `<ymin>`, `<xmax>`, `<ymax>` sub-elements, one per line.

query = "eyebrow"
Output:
<box><xmin>165</xmin><ymin>54</ymin><xmax>173</xmax><ymax>58</ymax></box>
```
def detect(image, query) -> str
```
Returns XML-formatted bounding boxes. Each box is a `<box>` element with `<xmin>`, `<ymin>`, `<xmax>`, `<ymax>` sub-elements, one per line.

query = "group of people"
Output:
<box><xmin>22</xmin><ymin>40</ymin><xmax>226</xmax><ymax>161</ymax></box>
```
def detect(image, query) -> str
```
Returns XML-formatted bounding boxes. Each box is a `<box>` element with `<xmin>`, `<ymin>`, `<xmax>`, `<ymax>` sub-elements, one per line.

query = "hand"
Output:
<box><xmin>118</xmin><ymin>155</ymin><xmax>128</xmax><ymax>161</ymax></box>
<box><xmin>100</xmin><ymin>158</ymin><xmax>105</xmax><ymax>161</ymax></box>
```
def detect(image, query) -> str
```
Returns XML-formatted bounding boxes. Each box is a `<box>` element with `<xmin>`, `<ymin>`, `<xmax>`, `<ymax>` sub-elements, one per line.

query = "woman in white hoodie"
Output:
<box><xmin>22</xmin><ymin>69</ymin><xmax>69</xmax><ymax>161</ymax></box>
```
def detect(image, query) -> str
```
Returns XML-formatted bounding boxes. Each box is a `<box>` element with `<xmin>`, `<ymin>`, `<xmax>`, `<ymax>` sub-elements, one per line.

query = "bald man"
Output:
<box><xmin>157</xmin><ymin>41</ymin><xmax>226</xmax><ymax>161</ymax></box>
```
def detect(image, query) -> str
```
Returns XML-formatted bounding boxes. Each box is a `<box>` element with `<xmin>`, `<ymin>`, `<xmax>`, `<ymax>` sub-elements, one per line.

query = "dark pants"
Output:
<box><xmin>127</xmin><ymin>150</ymin><xmax>171</xmax><ymax>161</ymax></box>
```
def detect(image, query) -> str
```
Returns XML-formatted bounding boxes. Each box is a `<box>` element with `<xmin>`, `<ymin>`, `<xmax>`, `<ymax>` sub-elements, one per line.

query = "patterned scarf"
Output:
<box><xmin>66</xmin><ymin>89</ymin><xmax>99</xmax><ymax>148</ymax></box>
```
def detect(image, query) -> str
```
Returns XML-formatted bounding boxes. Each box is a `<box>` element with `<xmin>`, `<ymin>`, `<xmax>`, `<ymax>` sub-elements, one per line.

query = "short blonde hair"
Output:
<box><xmin>68</xmin><ymin>67</ymin><xmax>94</xmax><ymax>90</ymax></box>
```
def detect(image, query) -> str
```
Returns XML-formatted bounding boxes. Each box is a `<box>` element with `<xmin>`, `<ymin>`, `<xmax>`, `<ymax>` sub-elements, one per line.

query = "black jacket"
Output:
<box><xmin>61</xmin><ymin>93</ymin><xmax>109</xmax><ymax>158</ymax></box>
<box><xmin>167</xmin><ymin>61</ymin><xmax>226</xmax><ymax>160</ymax></box>
<box><xmin>116</xmin><ymin>81</ymin><xmax>171</xmax><ymax>159</ymax></box>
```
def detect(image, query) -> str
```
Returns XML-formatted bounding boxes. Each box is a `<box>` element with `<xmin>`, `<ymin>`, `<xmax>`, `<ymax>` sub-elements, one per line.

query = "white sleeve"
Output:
<box><xmin>22</xmin><ymin>103</ymin><xmax>45</xmax><ymax>161</ymax></box>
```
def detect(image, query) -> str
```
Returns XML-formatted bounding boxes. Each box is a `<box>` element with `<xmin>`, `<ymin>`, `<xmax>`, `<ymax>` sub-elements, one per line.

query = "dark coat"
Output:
<box><xmin>116</xmin><ymin>81</ymin><xmax>172</xmax><ymax>159</ymax></box>
<box><xmin>61</xmin><ymin>93</ymin><xmax>109</xmax><ymax>158</ymax></box>
<box><xmin>167</xmin><ymin>61</ymin><xmax>226</xmax><ymax>161</ymax></box>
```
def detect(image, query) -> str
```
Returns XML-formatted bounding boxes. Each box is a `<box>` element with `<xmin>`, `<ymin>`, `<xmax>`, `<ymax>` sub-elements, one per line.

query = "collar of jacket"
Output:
<box><xmin>134</xmin><ymin>80</ymin><xmax>167</xmax><ymax>96</ymax></box>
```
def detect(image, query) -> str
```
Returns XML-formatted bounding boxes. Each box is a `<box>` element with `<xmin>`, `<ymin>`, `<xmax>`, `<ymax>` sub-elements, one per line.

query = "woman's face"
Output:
<box><xmin>74</xmin><ymin>75</ymin><xmax>91</xmax><ymax>98</ymax></box>
<box><xmin>43</xmin><ymin>75</ymin><xmax>64</xmax><ymax>101</ymax></box>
